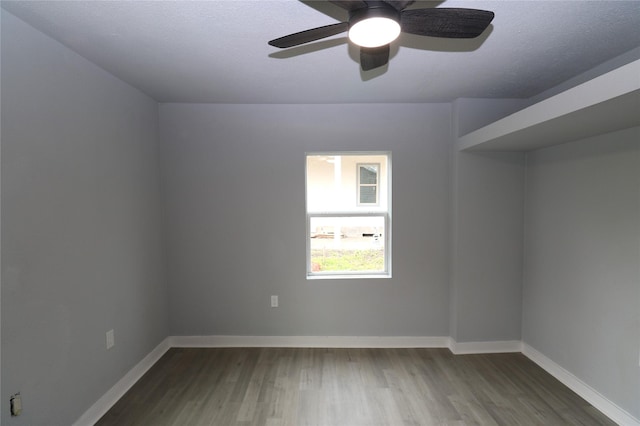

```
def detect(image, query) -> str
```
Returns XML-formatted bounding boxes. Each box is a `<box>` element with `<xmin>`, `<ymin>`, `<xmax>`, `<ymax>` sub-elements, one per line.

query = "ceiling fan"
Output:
<box><xmin>268</xmin><ymin>1</ymin><xmax>494</xmax><ymax>71</ymax></box>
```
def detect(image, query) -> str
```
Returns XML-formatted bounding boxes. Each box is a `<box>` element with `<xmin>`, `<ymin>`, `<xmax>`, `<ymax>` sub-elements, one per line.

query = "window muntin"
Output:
<box><xmin>306</xmin><ymin>153</ymin><xmax>391</xmax><ymax>278</ymax></box>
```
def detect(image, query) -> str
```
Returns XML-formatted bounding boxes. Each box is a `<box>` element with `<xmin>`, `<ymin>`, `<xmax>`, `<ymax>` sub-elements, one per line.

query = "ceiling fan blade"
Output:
<box><xmin>328</xmin><ymin>1</ymin><xmax>368</xmax><ymax>11</ymax></box>
<box><xmin>401</xmin><ymin>8</ymin><xmax>494</xmax><ymax>38</ymax></box>
<box><xmin>360</xmin><ymin>45</ymin><xmax>390</xmax><ymax>71</ymax></box>
<box><xmin>384</xmin><ymin>1</ymin><xmax>416</xmax><ymax>11</ymax></box>
<box><xmin>268</xmin><ymin>22</ymin><xmax>349</xmax><ymax>48</ymax></box>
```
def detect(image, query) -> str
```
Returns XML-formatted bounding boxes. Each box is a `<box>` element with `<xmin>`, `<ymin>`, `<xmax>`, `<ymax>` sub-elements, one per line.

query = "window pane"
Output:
<box><xmin>310</xmin><ymin>216</ymin><xmax>385</xmax><ymax>273</ymax></box>
<box><xmin>359</xmin><ymin>165</ymin><xmax>378</xmax><ymax>184</ymax></box>
<box><xmin>307</xmin><ymin>154</ymin><xmax>388</xmax><ymax>212</ymax></box>
<box><xmin>359</xmin><ymin>186</ymin><xmax>377</xmax><ymax>204</ymax></box>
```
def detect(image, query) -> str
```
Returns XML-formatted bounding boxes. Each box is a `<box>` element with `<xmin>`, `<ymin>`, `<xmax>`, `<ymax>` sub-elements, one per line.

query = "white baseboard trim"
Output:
<box><xmin>72</xmin><ymin>337</ymin><xmax>171</xmax><ymax>426</ymax></box>
<box><xmin>522</xmin><ymin>343</ymin><xmax>640</xmax><ymax>426</ymax></box>
<box><xmin>449</xmin><ymin>339</ymin><xmax>522</xmax><ymax>355</ymax></box>
<box><xmin>169</xmin><ymin>335</ymin><xmax>526</xmax><ymax>354</ymax></box>
<box><xmin>169</xmin><ymin>335</ymin><xmax>451</xmax><ymax>348</ymax></box>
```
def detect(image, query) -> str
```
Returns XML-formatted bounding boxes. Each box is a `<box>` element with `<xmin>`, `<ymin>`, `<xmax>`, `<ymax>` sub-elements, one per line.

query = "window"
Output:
<box><xmin>357</xmin><ymin>163</ymin><xmax>379</xmax><ymax>205</ymax></box>
<box><xmin>306</xmin><ymin>153</ymin><xmax>391</xmax><ymax>278</ymax></box>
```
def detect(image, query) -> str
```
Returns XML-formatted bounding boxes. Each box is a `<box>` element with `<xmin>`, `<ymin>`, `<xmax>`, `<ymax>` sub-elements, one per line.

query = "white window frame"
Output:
<box><xmin>305</xmin><ymin>152</ymin><xmax>392</xmax><ymax>279</ymax></box>
<box><xmin>357</xmin><ymin>163</ymin><xmax>380</xmax><ymax>206</ymax></box>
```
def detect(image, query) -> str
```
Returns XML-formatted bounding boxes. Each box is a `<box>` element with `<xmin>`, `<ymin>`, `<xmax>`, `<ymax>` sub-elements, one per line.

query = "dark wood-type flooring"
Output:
<box><xmin>96</xmin><ymin>347</ymin><xmax>615</xmax><ymax>426</ymax></box>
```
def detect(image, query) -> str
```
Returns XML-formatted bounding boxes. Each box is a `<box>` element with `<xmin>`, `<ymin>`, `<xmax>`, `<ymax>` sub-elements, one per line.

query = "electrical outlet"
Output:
<box><xmin>106</xmin><ymin>329</ymin><xmax>115</xmax><ymax>349</ymax></box>
<box><xmin>271</xmin><ymin>295</ymin><xmax>278</xmax><ymax>308</ymax></box>
<box><xmin>10</xmin><ymin>393</ymin><xmax>22</xmax><ymax>416</ymax></box>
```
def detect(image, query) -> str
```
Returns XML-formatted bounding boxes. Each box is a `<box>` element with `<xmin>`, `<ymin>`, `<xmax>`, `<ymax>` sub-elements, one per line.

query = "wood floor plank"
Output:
<box><xmin>95</xmin><ymin>348</ymin><xmax>616</xmax><ymax>426</ymax></box>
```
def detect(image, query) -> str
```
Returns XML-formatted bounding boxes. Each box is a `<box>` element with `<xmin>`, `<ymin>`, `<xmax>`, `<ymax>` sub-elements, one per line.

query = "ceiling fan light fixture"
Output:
<box><xmin>348</xmin><ymin>4</ymin><xmax>401</xmax><ymax>48</ymax></box>
<box><xmin>349</xmin><ymin>17</ymin><xmax>401</xmax><ymax>48</ymax></box>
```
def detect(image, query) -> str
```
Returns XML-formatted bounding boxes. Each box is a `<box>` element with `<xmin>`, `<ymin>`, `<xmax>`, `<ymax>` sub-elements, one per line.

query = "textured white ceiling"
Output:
<box><xmin>2</xmin><ymin>0</ymin><xmax>639</xmax><ymax>103</ymax></box>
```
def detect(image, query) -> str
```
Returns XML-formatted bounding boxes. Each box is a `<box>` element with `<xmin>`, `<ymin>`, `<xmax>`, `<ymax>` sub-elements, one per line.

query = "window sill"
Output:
<box><xmin>306</xmin><ymin>273</ymin><xmax>392</xmax><ymax>280</ymax></box>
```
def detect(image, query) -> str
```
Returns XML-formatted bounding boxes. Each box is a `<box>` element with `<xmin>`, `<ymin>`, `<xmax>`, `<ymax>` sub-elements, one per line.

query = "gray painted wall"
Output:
<box><xmin>1</xmin><ymin>11</ymin><xmax>168</xmax><ymax>425</ymax></box>
<box><xmin>522</xmin><ymin>126</ymin><xmax>640</xmax><ymax>419</ymax></box>
<box><xmin>450</xmin><ymin>149</ymin><xmax>524</xmax><ymax>343</ymax></box>
<box><xmin>159</xmin><ymin>103</ymin><xmax>452</xmax><ymax>337</ymax></box>
<box><xmin>449</xmin><ymin>100</ymin><xmax>526</xmax><ymax>343</ymax></box>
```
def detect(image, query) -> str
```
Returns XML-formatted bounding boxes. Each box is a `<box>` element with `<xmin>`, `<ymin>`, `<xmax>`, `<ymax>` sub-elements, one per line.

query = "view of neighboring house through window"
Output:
<box><xmin>357</xmin><ymin>163</ymin><xmax>379</xmax><ymax>205</ymax></box>
<box><xmin>306</xmin><ymin>153</ymin><xmax>391</xmax><ymax>278</ymax></box>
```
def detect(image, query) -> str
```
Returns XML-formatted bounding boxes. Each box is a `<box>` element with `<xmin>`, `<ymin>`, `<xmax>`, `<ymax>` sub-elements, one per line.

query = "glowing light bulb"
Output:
<box><xmin>349</xmin><ymin>17</ymin><xmax>401</xmax><ymax>48</ymax></box>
